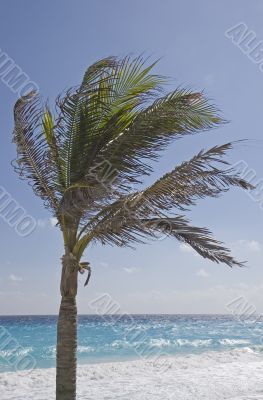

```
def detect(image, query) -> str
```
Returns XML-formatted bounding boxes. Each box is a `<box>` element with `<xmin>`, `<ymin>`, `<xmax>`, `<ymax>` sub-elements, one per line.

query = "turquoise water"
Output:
<box><xmin>1</xmin><ymin>314</ymin><xmax>263</xmax><ymax>372</ymax></box>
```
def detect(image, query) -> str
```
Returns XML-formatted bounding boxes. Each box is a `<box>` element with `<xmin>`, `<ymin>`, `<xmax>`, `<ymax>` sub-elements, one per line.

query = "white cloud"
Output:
<box><xmin>196</xmin><ymin>268</ymin><xmax>211</xmax><ymax>278</ymax></box>
<box><xmin>179</xmin><ymin>243</ymin><xmax>194</xmax><ymax>253</ymax></box>
<box><xmin>100</xmin><ymin>262</ymin><xmax>109</xmax><ymax>268</ymax></box>
<box><xmin>37</xmin><ymin>217</ymin><xmax>58</xmax><ymax>228</ymax></box>
<box><xmin>8</xmin><ymin>274</ymin><xmax>23</xmax><ymax>282</ymax></box>
<box><xmin>50</xmin><ymin>217</ymin><xmax>58</xmax><ymax>227</ymax></box>
<box><xmin>247</xmin><ymin>240</ymin><xmax>261</xmax><ymax>252</ymax></box>
<box><xmin>124</xmin><ymin>283</ymin><xmax>263</xmax><ymax>314</ymax></box>
<box><xmin>37</xmin><ymin>219</ymin><xmax>47</xmax><ymax>228</ymax></box>
<box><xmin>179</xmin><ymin>243</ymin><xmax>201</xmax><ymax>258</ymax></box>
<box><xmin>234</xmin><ymin>240</ymin><xmax>261</xmax><ymax>253</ymax></box>
<box><xmin>123</xmin><ymin>267</ymin><xmax>140</xmax><ymax>274</ymax></box>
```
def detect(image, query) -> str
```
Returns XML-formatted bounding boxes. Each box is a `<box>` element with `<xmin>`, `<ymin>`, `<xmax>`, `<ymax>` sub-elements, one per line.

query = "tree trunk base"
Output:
<box><xmin>56</xmin><ymin>296</ymin><xmax>77</xmax><ymax>400</ymax></box>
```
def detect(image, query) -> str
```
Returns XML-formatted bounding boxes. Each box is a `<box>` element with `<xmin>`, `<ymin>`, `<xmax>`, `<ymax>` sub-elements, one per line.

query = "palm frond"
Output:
<box><xmin>74</xmin><ymin>207</ymin><xmax>243</xmax><ymax>267</ymax></box>
<box><xmin>12</xmin><ymin>91</ymin><xmax>59</xmax><ymax>212</ymax></box>
<box><xmin>42</xmin><ymin>107</ymin><xmax>65</xmax><ymax>191</ymax></box>
<box><xmin>55</xmin><ymin>56</ymin><xmax>163</xmax><ymax>190</ymax></box>
<box><xmin>140</xmin><ymin>142</ymin><xmax>253</xmax><ymax>212</ymax></box>
<box><xmin>12</xmin><ymin>56</ymin><xmax>249</xmax><ymax>270</ymax></box>
<box><xmin>142</xmin><ymin>216</ymin><xmax>244</xmax><ymax>267</ymax></box>
<box><xmin>73</xmin><ymin>142</ymin><xmax>251</xmax><ymax>230</ymax></box>
<box><xmin>54</xmin><ymin>57</ymin><xmax>118</xmax><ymax>188</ymax></box>
<box><xmin>91</xmin><ymin>89</ymin><xmax>223</xmax><ymax>186</ymax></box>
<box><xmin>73</xmin><ymin>142</ymin><xmax>251</xmax><ymax>263</ymax></box>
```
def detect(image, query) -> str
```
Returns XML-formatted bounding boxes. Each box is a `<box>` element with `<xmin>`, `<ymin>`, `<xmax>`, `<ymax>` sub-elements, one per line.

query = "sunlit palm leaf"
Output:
<box><xmin>13</xmin><ymin>92</ymin><xmax>59</xmax><ymax>212</ymax></box>
<box><xmin>42</xmin><ymin>107</ymin><xmax>65</xmax><ymax>191</ymax></box>
<box><xmin>92</xmin><ymin>90</ymin><xmax>223</xmax><ymax>185</ymax></box>
<box><xmin>74</xmin><ymin>210</ymin><xmax>243</xmax><ymax>267</ymax></box>
<box><xmin>12</xmin><ymin>55</ymin><xmax>251</xmax><ymax>268</ymax></box>
<box><xmin>56</xmin><ymin>56</ymin><xmax>163</xmax><ymax>189</ymax></box>
<box><xmin>140</xmin><ymin>142</ymin><xmax>253</xmax><ymax>211</ymax></box>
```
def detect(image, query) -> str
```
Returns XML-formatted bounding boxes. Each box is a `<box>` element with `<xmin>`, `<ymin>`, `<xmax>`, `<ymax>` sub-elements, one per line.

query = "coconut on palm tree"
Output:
<box><xmin>12</xmin><ymin>56</ymin><xmax>251</xmax><ymax>400</ymax></box>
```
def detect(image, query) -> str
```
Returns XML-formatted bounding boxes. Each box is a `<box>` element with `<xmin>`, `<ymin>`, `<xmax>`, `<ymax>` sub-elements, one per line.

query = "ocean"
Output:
<box><xmin>1</xmin><ymin>314</ymin><xmax>263</xmax><ymax>372</ymax></box>
<box><xmin>1</xmin><ymin>314</ymin><xmax>263</xmax><ymax>399</ymax></box>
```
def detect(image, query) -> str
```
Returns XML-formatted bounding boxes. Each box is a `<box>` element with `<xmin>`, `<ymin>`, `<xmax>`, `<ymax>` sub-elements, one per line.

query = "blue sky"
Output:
<box><xmin>0</xmin><ymin>0</ymin><xmax>263</xmax><ymax>314</ymax></box>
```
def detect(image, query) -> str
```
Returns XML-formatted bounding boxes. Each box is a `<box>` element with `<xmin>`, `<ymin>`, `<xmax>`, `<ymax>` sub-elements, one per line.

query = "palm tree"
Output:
<box><xmin>12</xmin><ymin>56</ymin><xmax>251</xmax><ymax>400</ymax></box>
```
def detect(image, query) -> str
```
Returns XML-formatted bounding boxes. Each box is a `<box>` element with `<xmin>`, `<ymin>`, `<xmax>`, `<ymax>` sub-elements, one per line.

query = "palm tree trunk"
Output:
<box><xmin>56</xmin><ymin>253</ymin><xmax>79</xmax><ymax>400</ymax></box>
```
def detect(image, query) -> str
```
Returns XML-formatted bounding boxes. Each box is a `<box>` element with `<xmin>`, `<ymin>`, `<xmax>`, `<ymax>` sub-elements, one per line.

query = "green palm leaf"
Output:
<box><xmin>56</xmin><ymin>56</ymin><xmax>163</xmax><ymax>189</ymax></box>
<box><xmin>13</xmin><ymin>92</ymin><xmax>59</xmax><ymax>212</ymax></box>
<box><xmin>140</xmin><ymin>142</ymin><xmax>253</xmax><ymax>212</ymax></box>
<box><xmin>12</xmin><ymin>55</ymin><xmax>251</xmax><ymax>269</ymax></box>
<box><xmin>91</xmin><ymin>89</ymin><xmax>223</xmax><ymax>186</ymax></box>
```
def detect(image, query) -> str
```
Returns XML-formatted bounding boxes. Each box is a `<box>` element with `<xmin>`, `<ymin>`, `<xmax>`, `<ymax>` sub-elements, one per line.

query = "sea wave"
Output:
<box><xmin>77</xmin><ymin>346</ymin><xmax>95</xmax><ymax>354</ymax></box>
<box><xmin>1</xmin><ymin>348</ymin><xmax>263</xmax><ymax>399</ymax></box>
<box><xmin>42</xmin><ymin>346</ymin><xmax>56</xmax><ymax>359</ymax></box>
<box><xmin>0</xmin><ymin>347</ymin><xmax>33</xmax><ymax>359</ymax></box>
<box><xmin>149</xmin><ymin>338</ymin><xmax>171</xmax><ymax>347</ymax></box>
<box><xmin>176</xmin><ymin>338</ymin><xmax>213</xmax><ymax>347</ymax></box>
<box><xmin>219</xmin><ymin>339</ymin><xmax>251</xmax><ymax>346</ymax></box>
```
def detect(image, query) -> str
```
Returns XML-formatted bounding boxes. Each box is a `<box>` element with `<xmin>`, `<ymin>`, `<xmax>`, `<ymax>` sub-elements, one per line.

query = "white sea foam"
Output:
<box><xmin>111</xmin><ymin>339</ymin><xmax>131</xmax><ymax>348</ymax></box>
<box><xmin>0</xmin><ymin>347</ymin><xmax>33</xmax><ymax>358</ymax></box>
<box><xmin>77</xmin><ymin>346</ymin><xmax>95</xmax><ymax>354</ymax></box>
<box><xmin>219</xmin><ymin>338</ymin><xmax>251</xmax><ymax>346</ymax></box>
<box><xmin>43</xmin><ymin>345</ymin><xmax>95</xmax><ymax>357</ymax></box>
<box><xmin>176</xmin><ymin>338</ymin><xmax>213</xmax><ymax>347</ymax></box>
<box><xmin>149</xmin><ymin>338</ymin><xmax>171</xmax><ymax>347</ymax></box>
<box><xmin>1</xmin><ymin>348</ymin><xmax>263</xmax><ymax>399</ymax></box>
